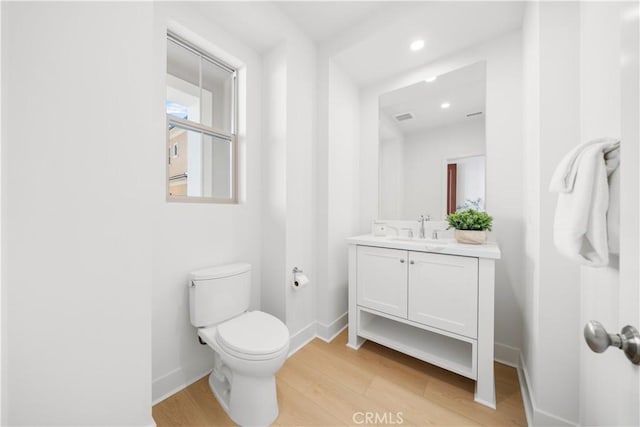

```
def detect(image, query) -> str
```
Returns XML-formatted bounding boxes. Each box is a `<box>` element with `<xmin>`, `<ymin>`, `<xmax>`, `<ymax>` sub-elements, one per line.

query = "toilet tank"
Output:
<box><xmin>189</xmin><ymin>263</ymin><xmax>252</xmax><ymax>328</ymax></box>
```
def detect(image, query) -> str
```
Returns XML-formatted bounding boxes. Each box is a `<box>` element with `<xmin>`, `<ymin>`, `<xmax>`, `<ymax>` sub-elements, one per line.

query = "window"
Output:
<box><xmin>166</xmin><ymin>33</ymin><xmax>237</xmax><ymax>202</ymax></box>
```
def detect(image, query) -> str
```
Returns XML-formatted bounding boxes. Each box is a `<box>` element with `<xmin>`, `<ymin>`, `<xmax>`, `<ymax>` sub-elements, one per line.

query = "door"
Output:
<box><xmin>447</xmin><ymin>163</ymin><xmax>457</xmax><ymax>215</ymax></box>
<box><xmin>356</xmin><ymin>246</ymin><xmax>408</xmax><ymax>317</ymax></box>
<box><xmin>407</xmin><ymin>252</ymin><xmax>478</xmax><ymax>338</ymax></box>
<box><xmin>580</xmin><ymin>3</ymin><xmax>639</xmax><ymax>425</ymax></box>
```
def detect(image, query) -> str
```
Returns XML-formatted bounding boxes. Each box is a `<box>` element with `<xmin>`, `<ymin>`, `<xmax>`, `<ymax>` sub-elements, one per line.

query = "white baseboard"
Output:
<box><xmin>517</xmin><ymin>353</ymin><xmax>535</xmax><ymax>427</ymax></box>
<box><xmin>518</xmin><ymin>353</ymin><xmax>576</xmax><ymax>427</ymax></box>
<box><xmin>288</xmin><ymin>321</ymin><xmax>318</xmax><ymax>357</ymax></box>
<box><xmin>152</xmin><ymin>364</ymin><xmax>211</xmax><ymax>405</ymax></box>
<box><xmin>316</xmin><ymin>312</ymin><xmax>348</xmax><ymax>342</ymax></box>
<box><xmin>494</xmin><ymin>342</ymin><xmax>521</xmax><ymax>368</ymax></box>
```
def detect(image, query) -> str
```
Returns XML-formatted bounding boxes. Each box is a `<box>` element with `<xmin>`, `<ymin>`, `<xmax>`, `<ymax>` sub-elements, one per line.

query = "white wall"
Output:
<box><xmin>284</xmin><ymin>35</ymin><xmax>317</xmax><ymax>342</ymax></box>
<box><xmin>401</xmin><ymin>119</ymin><xmax>485</xmax><ymax>220</ymax></box>
<box><xmin>261</xmin><ymin>44</ymin><xmax>287</xmax><ymax>326</ymax></box>
<box><xmin>261</xmin><ymin>22</ymin><xmax>319</xmax><ymax>350</ymax></box>
<box><xmin>151</xmin><ymin>3</ymin><xmax>264</xmax><ymax>404</ymax></box>
<box><xmin>521</xmin><ymin>3</ymin><xmax>540</xmax><ymax>423</ymax></box>
<box><xmin>535</xmin><ymin>3</ymin><xmax>581</xmax><ymax>423</ymax></box>
<box><xmin>2</xmin><ymin>3</ymin><xmax>154</xmax><ymax>424</ymax></box>
<box><xmin>521</xmin><ymin>2</ymin><xmax>582</xmax><ymax>424</ymax></box>
<box><xmin>360</xmin><ymin>31</ymin><xmax>525</xmax><ymax>358</ymax></box>
<box><xmin>319</xmin><ymin>60</ymin><xmax>360</xmax><ymax>331</ymax></box>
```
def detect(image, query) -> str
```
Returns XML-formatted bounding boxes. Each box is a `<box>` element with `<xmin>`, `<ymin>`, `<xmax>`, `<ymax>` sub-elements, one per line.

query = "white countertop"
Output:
<box><xmin>347</xmin><ymin>234</ymin><xmax>501</xmax><ymax>259</ymax></box>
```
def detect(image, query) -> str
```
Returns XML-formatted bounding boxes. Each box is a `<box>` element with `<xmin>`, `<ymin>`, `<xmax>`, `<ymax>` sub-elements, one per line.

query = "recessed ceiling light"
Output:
<box><xmin>410</xmin><ymin>39</ymin><xmax>425</xmax><ymax>51</ymax></box>
<box><xmin>425</xmin><ymin>76</ymin><xmax>437</xmax><ymax>83</ymax></box>
<box><xmin>441</xmin><ymin>102</ymin><xmax>451</xmax><ymax>109</ymax></box>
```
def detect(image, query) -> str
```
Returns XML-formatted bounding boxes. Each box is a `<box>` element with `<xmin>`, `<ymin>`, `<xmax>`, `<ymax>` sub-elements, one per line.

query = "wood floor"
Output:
<box><xmin>153</xmin><ymin>329</ymin><xmax>527</xmax><ymax>426</ymax></box>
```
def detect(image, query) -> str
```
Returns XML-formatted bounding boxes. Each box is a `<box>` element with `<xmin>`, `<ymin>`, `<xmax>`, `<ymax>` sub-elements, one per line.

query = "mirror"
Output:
<box><xmin>378</xmin><ymin>62</ymin><xmax>486</xmax><ymax>220</ymax></box>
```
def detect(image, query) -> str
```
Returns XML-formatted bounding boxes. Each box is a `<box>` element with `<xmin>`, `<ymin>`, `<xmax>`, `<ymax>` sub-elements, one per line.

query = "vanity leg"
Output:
<box><xmin>348</xmin><ymin>329</ymin><xmax>366</xmax><ymax>350</ymax></box>
<box><xmin>347</xmin><ymin>244</ymin><xmax>366</xmax><ymax>350</ymax></box>
<box><xmin>475</xmin><ymin>258</ymin><xmax>496</xmax><ymax>408</ymax></box>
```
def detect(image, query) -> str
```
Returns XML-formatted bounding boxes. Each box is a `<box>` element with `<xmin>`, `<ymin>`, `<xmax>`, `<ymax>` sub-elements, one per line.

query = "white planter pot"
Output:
<box><xmin>454</xmin><ymin>229</ymin><xmax>487</xmax><ymax>244</ymax></box>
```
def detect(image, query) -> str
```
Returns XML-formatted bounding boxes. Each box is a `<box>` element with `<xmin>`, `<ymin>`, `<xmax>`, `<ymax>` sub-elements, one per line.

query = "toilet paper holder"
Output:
<box><xmin>291</xmin><ymin>267</ymin><xmax>310</xmax><ymax>290</ymax></box>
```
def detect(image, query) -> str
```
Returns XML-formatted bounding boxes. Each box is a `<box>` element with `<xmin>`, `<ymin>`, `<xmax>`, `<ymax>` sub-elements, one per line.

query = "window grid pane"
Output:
<box><xmin>166</xmin><ymin>32</ymin><xmax>237</xmax><ymax>203</ymax></box>
<box><xmin>167</xmin><ymin>120</ymin><xmax>234</xmax><ymax>200</ymax></box>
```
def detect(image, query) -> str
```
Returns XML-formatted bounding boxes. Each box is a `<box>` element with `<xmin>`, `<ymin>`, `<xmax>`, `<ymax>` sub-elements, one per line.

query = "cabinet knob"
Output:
<box><xmin>410</xmin><ymin>260</ymin><xmax>415</xmax><ymax>265</ymax></box>
<box><xmin>400</xmin><ymin>259</ymin><xmax>405</xmax><ymax>263</ymax></box>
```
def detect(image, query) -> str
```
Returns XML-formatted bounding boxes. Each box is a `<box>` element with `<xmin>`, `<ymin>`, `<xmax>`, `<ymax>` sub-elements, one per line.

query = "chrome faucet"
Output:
<box><xmin>418</xmin><ymin>214</ymin><xmax>430</xmax><ymax>239</ymax></box>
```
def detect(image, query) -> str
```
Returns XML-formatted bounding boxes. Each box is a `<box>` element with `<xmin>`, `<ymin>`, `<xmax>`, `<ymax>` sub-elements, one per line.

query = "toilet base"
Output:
<box><xmin>209</xmin><ymin>370</ymin><xmax>279</xmax><ymax>426</ymax></box>
<box><xmin>208</xmin><ymin>369</ymin><xmax>231</xmax><ymax>413</ymax></box>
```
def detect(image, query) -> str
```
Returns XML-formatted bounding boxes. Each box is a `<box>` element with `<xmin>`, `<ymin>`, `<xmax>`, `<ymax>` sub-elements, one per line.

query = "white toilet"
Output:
<box><xmin>189</xmin><ymin>263</ymin><xmax>290</xmax><ymax>426</ymax></box>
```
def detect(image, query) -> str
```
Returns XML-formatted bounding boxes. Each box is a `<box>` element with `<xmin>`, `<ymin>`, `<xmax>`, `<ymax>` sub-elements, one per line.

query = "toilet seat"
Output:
<box><xmin>216</xmin><ymin>311</ymin><xmax>289</xmax><ymax>360</ymax></box>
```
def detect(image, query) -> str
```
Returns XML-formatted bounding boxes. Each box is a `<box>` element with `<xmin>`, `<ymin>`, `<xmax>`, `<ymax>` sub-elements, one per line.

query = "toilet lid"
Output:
<box><xmin>216</xmin><ymin>311</ymin><xmax>290</xmax><ymax>356</ymax></box>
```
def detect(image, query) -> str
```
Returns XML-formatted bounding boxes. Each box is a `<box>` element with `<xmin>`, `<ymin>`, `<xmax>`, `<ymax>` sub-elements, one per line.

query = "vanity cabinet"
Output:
<box><xmin>356</xmin><ymin>246</ymin><xmax>407</xmax><ymax>317</ymax></box>
<box><xmin>347</xmin><ymin>235</ymin><xmax>500</xmax><ymax>409</ymax></box>
<box><xmin>407</xmin><ymin>251</ymin><xmax>478</xmax><ymax>338</ymax></box>
<box><xmin>357</xmin><ymin>247</ymin><xmax>478</xmax><ymax>338</ymax></box>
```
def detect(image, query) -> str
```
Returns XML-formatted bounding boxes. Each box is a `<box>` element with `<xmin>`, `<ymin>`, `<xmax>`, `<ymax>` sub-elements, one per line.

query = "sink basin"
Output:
<box><xmin>387</xmin><ymin>236</ymin><xmax>416</xmax><ymax>242</ymax></box>
<box><xmin>423</xmin><ymin>239</ymin><xmax>452</xmax><ymax>245</ymax></box>
<box><xmin>387</xmin><ymin>236</ymin><xmax>451</xmax><ymax>245</ymax></box>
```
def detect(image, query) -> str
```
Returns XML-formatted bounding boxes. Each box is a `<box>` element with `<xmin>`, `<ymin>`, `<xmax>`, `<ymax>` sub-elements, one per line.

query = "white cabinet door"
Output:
<box><xmin>408</xmin><ymin>252</ymin><xmax>478</xmax><ymax>338</ymax></box>
<box><xmin>356</xmin><ymin>246</ymin><xmax>408</xmax><ymax>317</ymax></box>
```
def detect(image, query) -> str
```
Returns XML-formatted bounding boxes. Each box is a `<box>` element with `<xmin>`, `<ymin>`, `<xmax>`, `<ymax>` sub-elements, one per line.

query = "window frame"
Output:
<box><xmin>166</xmin><ymin>32</ymin><xmax>238</xmax><ymax>204</ymax></box>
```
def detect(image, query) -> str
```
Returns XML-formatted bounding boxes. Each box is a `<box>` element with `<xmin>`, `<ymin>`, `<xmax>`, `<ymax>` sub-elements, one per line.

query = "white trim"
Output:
<box><xmin>287</xmin><ymin>321</ymin><xmax>317</xmax><ymax>357</ymax></box>
<box><xmin>316</xmin><ymin>312</ymin><xmax>348</xmax><ymax>342</ymax></box>
<box><xmin>517</xmin><ymin>353</ymin><xmax>534</xmax><ymax>427</ymax></box>
<box><xmin>518</xmin><ymin>352</ymin><xmax>576</xmax><ymax>427</ymax></box>
<box><xmin>494</xmin><ymin>342</ymin><xmax>521</xmax><ymax>368</ymax></box>
<box><xmin>152</xmin><ymin>365</ymin><xmax>212</xmax><ymax>406</ymax></box>
<box><xmin>0</xmin><ymin>1</ymin><xmax>3</xmax><ymax>421</ymax></box>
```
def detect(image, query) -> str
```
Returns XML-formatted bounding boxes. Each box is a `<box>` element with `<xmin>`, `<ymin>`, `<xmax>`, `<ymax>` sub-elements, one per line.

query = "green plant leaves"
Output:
<box><xmin>446</xmin><ymin>209</ymin><xmax>493</xmax><ymax>231</ymax></box>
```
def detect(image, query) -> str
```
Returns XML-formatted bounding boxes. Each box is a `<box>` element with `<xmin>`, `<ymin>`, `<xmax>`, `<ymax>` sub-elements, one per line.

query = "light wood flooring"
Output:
<box><xmin>153</xmin><ymin>329</ymin><xmax>527</xmax><ymax>426</ymax></box>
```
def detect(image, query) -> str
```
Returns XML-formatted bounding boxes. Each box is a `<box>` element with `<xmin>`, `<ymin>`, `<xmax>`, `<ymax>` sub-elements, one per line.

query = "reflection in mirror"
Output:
<box><xmin>446</xmin><ymin>154</ymin><xmax>485</xmax><ymax>215</ymax></box>
<box><xmin>379</xmin><ymin>62</ymin><xmax>486</xmax><ymax>220</ymax></box>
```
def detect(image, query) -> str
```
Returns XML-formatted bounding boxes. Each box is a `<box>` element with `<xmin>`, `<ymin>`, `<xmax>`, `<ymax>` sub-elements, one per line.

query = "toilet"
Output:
<box><xmin>189</xmin><ymin>263</ymin><xmax>290</xmax><ymax>426</ymax></box>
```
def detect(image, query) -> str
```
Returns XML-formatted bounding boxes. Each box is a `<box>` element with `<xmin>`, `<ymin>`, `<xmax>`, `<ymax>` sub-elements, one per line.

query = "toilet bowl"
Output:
<box><xmin>198</xmin><ymin>311</ymin><xmax>289</xmax><ymax>426</ymax></box>
<box><xmin>189</xmin><ymin>264</ymin><xmax>290</xmax><ymax>426</ymax></box>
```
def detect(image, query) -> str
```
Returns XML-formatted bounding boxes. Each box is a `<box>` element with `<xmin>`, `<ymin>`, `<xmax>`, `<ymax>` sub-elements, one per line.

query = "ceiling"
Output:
<box><xmin>329</xmin><ymin>1</ymin><xmax>524</xmax><ymax>86</ymax></box>
<box><xmin>191</xmin><ymin>1</ymin><xmax>525</xmax><ymax>88</ymax></box>
<box><xmin>379</xmin><ymin>61</ymin><xmax>485</xmax><ymax>134</ymax></box>
<box><xmin>274</xmin><ymin>2</ymin><xmax>400</xmax><ymax>43</ymax></box>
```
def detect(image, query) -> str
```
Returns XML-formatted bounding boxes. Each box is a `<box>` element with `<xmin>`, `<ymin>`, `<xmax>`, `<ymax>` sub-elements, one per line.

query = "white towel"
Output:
<box><xmin>605</xmin><ymin>148</ymin><xmax>620</xmax><ymax>255</ymax></box>
<box><xmin>549</xmin><ymin>138</ymin><xmax>620</xmax><ymax>267</ymax></box>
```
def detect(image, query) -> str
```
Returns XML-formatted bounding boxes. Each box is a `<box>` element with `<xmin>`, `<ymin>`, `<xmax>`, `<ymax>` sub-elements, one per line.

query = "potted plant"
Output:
<box><xmin>446</xmin><ymin>209</ymin><xmax>493</xmax><ymax>244</ymax></box>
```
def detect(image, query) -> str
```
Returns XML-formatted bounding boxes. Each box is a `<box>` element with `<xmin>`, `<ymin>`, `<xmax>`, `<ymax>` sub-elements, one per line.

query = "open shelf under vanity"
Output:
<box><xmin>357</xmin><ymin>307</ymin><xmax>477</xmax><ymax>379</ymax></box>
